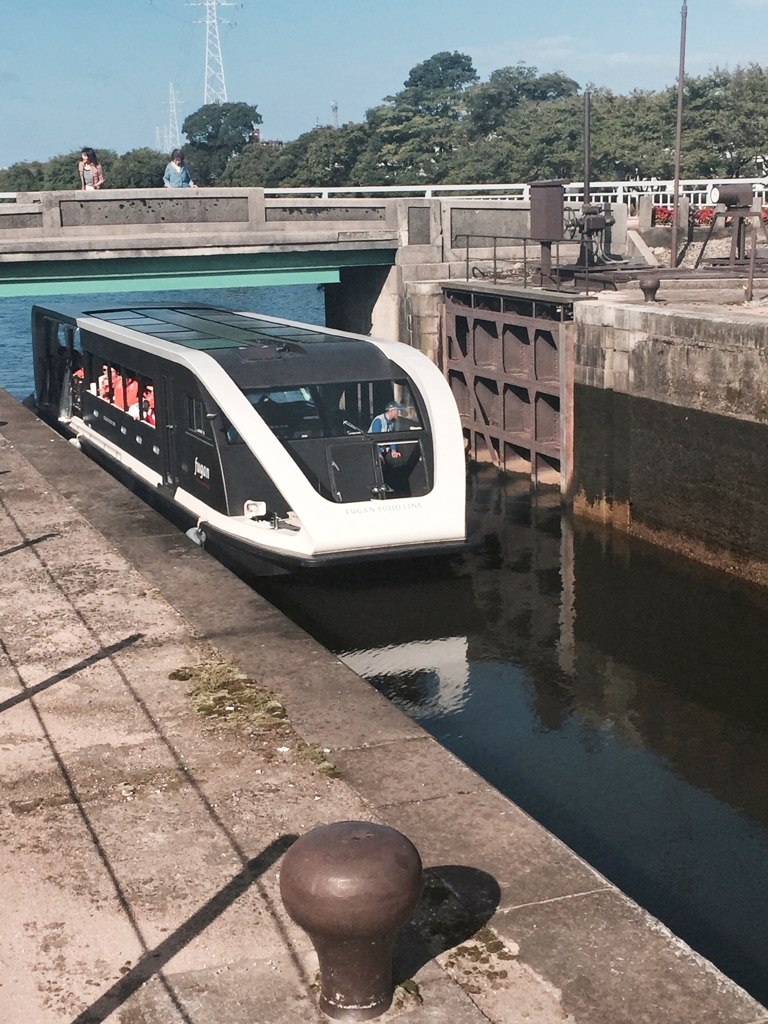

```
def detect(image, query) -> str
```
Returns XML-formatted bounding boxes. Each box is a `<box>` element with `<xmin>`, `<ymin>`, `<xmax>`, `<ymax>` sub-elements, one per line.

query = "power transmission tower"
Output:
<box><xmin>155</xmin><ymin>124</ymin><xmax>171</xmax><ymax>152</ymax></box>
<box><xmin>331</xmin><ymin>101</ymin><xmax>339</xmax><ymax>129</ymax></box>
<box><xmin>168</xmin><ymin>83</ymin><xmax>182</xmax><ymax>149</ymax></box>
<box><xmin>188</xmin><ymin>0</ymin><xmax>239</xmax><ymax>106</ymax></box>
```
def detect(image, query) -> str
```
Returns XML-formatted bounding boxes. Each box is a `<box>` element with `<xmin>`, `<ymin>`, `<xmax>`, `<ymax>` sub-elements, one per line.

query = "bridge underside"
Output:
<box><xmin>0</xmin><ymin>249</ymin><xmax>396</xmax><ymax>298</ymax></box>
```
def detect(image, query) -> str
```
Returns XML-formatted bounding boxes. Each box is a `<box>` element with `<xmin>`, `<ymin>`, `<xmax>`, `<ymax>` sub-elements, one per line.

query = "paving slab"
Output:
<box><xmin>1</xmin><ymin>389</ymin><xmax>767</xmax><ymax>1024</ymax></box>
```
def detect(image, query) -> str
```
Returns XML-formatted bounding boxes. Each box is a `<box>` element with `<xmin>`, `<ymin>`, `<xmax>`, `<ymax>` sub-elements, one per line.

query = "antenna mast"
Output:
<box><xmin>188</xmin><ymin>0</ymin><xmax>238</xmax><ymax>105</ymax></box>
<box><xmin>331</xmin><ymin>100</ymin><xmax>339</xmax><ymax>129</ymax></box>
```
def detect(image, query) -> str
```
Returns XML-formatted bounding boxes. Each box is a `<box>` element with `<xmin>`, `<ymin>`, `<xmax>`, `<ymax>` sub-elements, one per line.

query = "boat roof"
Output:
<box><xmin>32</xmin><ymin>302</ymin><xmax>400</xmax><ymax>386</ymax></box>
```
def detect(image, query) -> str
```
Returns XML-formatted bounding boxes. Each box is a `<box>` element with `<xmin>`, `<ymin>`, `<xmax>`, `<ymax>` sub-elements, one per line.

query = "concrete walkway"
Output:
<box><xmin>1</xmin><ymin>391</ymin><xmax>766</xmax><ymax>1024</ymax></box>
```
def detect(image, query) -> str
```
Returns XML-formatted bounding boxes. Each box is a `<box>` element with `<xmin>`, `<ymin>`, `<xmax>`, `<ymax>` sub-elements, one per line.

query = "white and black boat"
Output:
<box><xmin>32</xmin><ymin>303</ymin><xmax>466</xmax><ymax>570</ymax></box>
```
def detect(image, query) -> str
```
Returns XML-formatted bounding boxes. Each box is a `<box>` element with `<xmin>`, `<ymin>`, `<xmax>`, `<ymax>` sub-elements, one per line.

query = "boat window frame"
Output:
<box><xmin>186</xmin><ymin>395</ymin><xmax>214</xmax><ymax>442</ymax></box>
<box><xmin>224</xmin><ymin>378</ymin><xmax>426</xmax><ymax>445</ymax></box>
<box><xmin>89</xmin><ymin>359</ymin><xmax>156</xmax><ymax>427</ymax></box>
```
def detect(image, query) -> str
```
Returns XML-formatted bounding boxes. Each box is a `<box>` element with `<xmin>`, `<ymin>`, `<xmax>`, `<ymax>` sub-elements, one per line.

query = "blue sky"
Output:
<box><xmin>2</xmin><ymin>0</ymin><xmax>768</xmax><ymax>167</ymax></box>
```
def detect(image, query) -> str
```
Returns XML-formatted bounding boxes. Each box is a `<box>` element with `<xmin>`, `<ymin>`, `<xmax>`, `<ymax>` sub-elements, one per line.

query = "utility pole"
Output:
<box><xmin>188</xmin><ymin>0</ymin><xmax>239</xmax><ymax>106</ymax></box>
<box><xmin>671</xmin><ymin>0</ymin><xmax>688</xmax><ymax>269</ymax></box>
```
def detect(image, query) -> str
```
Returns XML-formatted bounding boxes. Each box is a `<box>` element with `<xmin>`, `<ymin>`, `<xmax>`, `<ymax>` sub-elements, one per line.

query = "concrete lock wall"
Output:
<box><xmin>572</xmin><ymin>300</ymin><xmax>768</xmax><ymax>575</ymax></box>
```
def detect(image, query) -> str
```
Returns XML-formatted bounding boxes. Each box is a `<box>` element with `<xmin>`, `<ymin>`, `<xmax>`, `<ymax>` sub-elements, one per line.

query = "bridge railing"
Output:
<box><xmin>260</xmin><ymin>180</ymin><xmax>768</xmax><ymax>207</ymax></box>
<box><xmin>2</xmin><ymin>180</ymin><xmax>767</xmax><ymax>206</ymax></box>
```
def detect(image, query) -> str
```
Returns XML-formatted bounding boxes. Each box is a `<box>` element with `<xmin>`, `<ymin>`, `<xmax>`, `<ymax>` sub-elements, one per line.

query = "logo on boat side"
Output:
<box><xmin>194</xmin><ymin>457</ymin><xmax>210</xmax><ymax>481</ymax></box>
<box><xmin>345</xmin><ymin>501</ymin><xmax>422</xmax><ymax>514</ymax></box>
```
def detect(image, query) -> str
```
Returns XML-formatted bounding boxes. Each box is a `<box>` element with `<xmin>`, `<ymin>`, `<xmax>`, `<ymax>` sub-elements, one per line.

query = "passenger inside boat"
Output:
<box><xmin>95</xmin><ymin>364</ymin><xmax>156</xmax><ymax>426</ymax></box>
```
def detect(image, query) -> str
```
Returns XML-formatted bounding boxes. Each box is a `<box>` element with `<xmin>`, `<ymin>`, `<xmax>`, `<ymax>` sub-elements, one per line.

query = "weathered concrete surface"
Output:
<box><xmin>572</xmin><ymin>289</ymin><xmax>768</xmax><ymax>582</ymax></box>
<box><xmin>575</xmin><ymin>293</ymin><xmax>768</xmax><ymax>421</ymax></box>
<box><xmin>1</xmin><ymin>390</ymin><xmax>766</xmax><ymax>1024</ymax></box>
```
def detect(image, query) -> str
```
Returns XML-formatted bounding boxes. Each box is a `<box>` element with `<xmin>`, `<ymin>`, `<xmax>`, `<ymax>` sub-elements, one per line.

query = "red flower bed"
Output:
<box><xmin>650</xmin><ymin>205</ymin><xmax>768</xmax><ymax>226</ymax></box>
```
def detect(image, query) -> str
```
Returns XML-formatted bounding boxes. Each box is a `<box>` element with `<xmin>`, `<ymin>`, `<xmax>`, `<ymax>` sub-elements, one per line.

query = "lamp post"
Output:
<box><xmin>671</xmin><ymin>0</ymin><xmax>688</xmax><ymax>268</ymax></box>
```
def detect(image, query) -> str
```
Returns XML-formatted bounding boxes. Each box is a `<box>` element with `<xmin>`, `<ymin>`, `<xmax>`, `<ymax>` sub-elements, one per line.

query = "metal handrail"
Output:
<box><xmin>454</xmin><ymin>233</ymin><xmax>579</xmax><ymax>290</ymax></box>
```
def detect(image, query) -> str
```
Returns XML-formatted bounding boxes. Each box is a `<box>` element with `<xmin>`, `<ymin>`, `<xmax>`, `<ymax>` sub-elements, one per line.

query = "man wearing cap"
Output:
<box><xmin>369</xmin><ymin>400</ymin><xmax>406</xmax><ymax>457</ymax></box>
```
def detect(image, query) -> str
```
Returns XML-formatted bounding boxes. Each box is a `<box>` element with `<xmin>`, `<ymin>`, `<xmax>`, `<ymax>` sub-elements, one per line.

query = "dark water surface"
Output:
<box><xmin>3</xmin><ymin>286</ymin><xmax>768</xmax><ymax>1003</ymax></box>
<box><xmin>257</xmin><ymin>471</ymin><xmax>768</xmax><ymax>1006</ymax></box>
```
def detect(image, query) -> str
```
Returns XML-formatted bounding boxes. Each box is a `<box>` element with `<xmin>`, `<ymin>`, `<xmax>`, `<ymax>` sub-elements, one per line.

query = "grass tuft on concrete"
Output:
<box><xmin>169</xmin><ymin>651</ymin><xmax>340</xmax><ymax>777</ymax></box>
<box><xmin>170</xmin><ymin>656</ymin><xmax>289</xmax><ymax>728</ymax></box>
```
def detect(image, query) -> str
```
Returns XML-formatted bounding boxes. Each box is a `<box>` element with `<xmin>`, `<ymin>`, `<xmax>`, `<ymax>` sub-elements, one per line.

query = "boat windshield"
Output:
<box><xmin>228</xmin><ymin>379</ymin><xmax>424</xmax><ymax>443</ymax></box>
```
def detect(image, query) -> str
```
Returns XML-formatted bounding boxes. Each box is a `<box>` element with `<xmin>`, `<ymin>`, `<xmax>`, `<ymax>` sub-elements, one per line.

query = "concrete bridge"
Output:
<box><xmin>0</xmin><ymin>187</ymin><xmax>605</xmax><ymax>358</ymax></box>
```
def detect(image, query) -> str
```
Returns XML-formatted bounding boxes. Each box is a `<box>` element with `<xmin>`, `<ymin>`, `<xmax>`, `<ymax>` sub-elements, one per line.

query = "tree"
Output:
<box><xmin>679</xmin><ymin>66</ymin><xmax>768</xmax><ymax>177</ymax></box>
<box><xmin>389</xmin><ymin>51</ymin><xmax>478</xmax><ymax>118</ymax></box>
<box><xmin>350</xmin><ymin>104</ymin><xmax>464</xmax><ymax>185</ymax></box>
<box><xmin>42</xmin><ymin>149</ymin><xmax>117</xmax><ymax>190</ymax></box>
<box><xmin>465</xmin><ymin>64</ymin><xmax>579</xmax><ymax>136</ymax></box>
<box><xmin>346</xmin><ymin>52</ymin><xmax>477</xmax><ymax>185</ymax></box>
<box><xmin>218</xmin><ymin>142</ymin><xmax>285</xmax><ymax>187</ymax></box>
<box><xmin>182</xmin><ymin>101</ymin><xmax>263</xmax><ymax>184</ymax></box>
<box><xmin>0</xmin><ymin>161</ymin><xmax>45</xmax><ymax>192</ymax></box>
<box><xmin>109</xmin><ymin>148</ymin><xmax>168</xmax><ymax>188</ymax></box>
<box><xmin>281</xmin><ymin>124</ymin><xmax>371</xmax><ymax>187</ymax></box>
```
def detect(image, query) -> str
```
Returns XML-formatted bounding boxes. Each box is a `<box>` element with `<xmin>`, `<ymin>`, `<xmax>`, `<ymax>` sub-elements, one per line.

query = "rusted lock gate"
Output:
<box><xmin>442</xmin><ymin>285</ymin><xmax>575</xmax><ymax>489</ymax></box>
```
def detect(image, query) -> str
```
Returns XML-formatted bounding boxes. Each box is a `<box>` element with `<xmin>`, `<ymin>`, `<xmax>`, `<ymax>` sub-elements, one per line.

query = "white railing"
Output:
<box><xmin>262</xmin><ymin>183</ymin><xmax>529</xmax><ymax>200</ymax></box>
<box><xmin>261</xmin><ymin>179</ymin><xmax>768</xmax><ymax>206</ymax></box>
<box><xmin>2</xmin><ymin>180</ymin><xmax>767</xmax><ymax>206</ymax></box>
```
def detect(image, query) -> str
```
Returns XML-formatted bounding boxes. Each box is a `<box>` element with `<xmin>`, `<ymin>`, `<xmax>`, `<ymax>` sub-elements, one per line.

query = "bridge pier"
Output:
<box><xmin>324</xmin><ymin>266</ymin><xmax>445</xmax><ymax>364</ymax></box>
<box><xmin>323</xmin><ymin>265</ymin><xmax>402</xmax><ymax>341</ymax></box>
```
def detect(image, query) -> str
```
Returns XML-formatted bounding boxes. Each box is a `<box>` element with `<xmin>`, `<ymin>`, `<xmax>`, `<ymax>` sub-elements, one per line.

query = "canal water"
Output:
<box><xmin>2</xmin><ymin>286</ymin><xmax>768</xmax><ymax>1004</ymax></box>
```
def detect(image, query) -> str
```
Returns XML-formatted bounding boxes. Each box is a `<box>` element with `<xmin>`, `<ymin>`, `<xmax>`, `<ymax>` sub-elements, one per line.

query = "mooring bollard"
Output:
<box><xmin>638</xmin><ymin>273</ymin><xmax>661</xmax><ymax>302</ymax></box>
<box><xmin>279</xmin><ymin>820</ymin><xmax>423</xmax><ymax>1021</ymax></box>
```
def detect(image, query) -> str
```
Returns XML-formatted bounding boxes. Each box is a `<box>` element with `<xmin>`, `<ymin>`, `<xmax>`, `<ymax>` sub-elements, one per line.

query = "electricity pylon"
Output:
<box><xmin>188</xmin><ymin>0</ymin><xmax>239</xmax><ymax>106</ymax></box>
<box><xmin>168</xmin><ymin>83</ymin><xmax>182</xmax><ymax>149</ymax></box>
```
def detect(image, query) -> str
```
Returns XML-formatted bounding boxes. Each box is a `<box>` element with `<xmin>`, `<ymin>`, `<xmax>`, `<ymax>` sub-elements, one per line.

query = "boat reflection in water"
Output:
<box><xmin>258</xmin><ymin>466</ymin><xmax>768</xmax><ymax>1006</ymax></box>
<box><xmin>341</xmin><ymin>636</ymin><xmax>471</xmax><ymax>719</ymax></box>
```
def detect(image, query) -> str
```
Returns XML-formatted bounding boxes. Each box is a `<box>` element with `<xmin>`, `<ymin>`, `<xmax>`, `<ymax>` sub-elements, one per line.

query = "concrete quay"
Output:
<box><xmin>0</xmin><ymin>390</ymin><xmax>765</xmax><ymax>1024</ymax></box>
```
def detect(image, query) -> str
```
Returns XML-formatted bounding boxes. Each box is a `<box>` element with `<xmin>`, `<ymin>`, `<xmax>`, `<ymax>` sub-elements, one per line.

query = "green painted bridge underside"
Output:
<box><xmin>0</xmin><ymin>249</ymin><xmax>396</xmax><ymax>297</ymax></box>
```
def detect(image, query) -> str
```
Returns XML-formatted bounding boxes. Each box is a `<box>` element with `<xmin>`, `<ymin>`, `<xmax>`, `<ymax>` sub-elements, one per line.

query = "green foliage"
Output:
<box><xmin>391</xmin><ymin>51</ymin><xmax>478</xmax><ymax>118</ymax></box>
<box><xmin>218</xmin><ymin>142</ymin><xmax>285</xmax><ymax>187</ymax></box>
<box><xmin>220</xmin><ymin>123</ymin><xmax>372</xmax><ymax>188</ymax></box>
<box><xmin>0</xmin><ymin>161</ymin><xmax>45</xmax><ymax>192</ymax></box>
<box><xmin>109</xmin><ymin>148</ymin><xmax>168</xmax><ymax>188</ymax></box>
<box><xmin>182</xmin><ymin>101</ymin><xmax>263</xmax><ymax>184</ymax></box>
<box><xmin>38</xmin><ymin>149</ymin><xmax>118</xmax><ymax>190</ymax></box>
<box><xmin>678</xmin><ymin>65</ymin><xmax>768</xmax><ymax>177</ymax></box>
<box><xmin>465</xmin><ymin>63</ymin><xmax>580</xmax><ymax>136</ymax></box>
<box><xmin>4</xmin><ymin>59</ymin><xmax>768</xmax><ymax>194</ymax></box>
<box><xmin>43</xmin><ymin>150</ymin><xmax>87</xmax><ymax>190</ymax></box>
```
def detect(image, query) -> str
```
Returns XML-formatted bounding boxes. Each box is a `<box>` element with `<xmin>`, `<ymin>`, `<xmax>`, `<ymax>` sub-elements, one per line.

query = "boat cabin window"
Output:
<box><xmin>91</xmin><ymin>362</ymin><xmax>155</xmax><ymax>426</ymax></box>
<box><xmin>226</xmin><ymin>379</ymin><xmax>423</xmax><ymax>444</ymax></box>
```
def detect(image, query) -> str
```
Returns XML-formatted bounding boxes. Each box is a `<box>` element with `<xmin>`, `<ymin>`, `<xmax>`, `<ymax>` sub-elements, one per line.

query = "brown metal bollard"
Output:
<box><xmin>638</xmin><ymin>273</ymin><xmax>661</xmax><ymax>303</ymax></box>
<box><xmin>280</xmin><ymin>820</ymin><xmax>423</xmax><ymax>1021</ymax></box>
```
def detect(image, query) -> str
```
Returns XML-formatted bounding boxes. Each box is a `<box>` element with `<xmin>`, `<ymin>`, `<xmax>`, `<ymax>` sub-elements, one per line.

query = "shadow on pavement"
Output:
<box><xmin>0</xmin><ymin>633</ymin><xmax>144</xmax><ymax>714</ymax></box>
<box><xmin>394</xmin><ymin>864</ymin><xmax>501</xmax><ymax>982</ymax></box>
<box><xmin>70</xmin><ymin>834</ymin><xmax>298</xmax><ymax>1024</ymax></box>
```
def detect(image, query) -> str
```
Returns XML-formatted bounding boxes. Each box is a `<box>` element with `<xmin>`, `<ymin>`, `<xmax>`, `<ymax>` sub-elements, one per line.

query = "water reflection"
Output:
<box><xmin>341</xmin><ymin>637</ymin><xmax>471</xmax><ymax>718</ymax></box>
<box><xmin>256</xmin><ymin>467</ymin><xmax>768</xmax><ymax>1005</ymax></box>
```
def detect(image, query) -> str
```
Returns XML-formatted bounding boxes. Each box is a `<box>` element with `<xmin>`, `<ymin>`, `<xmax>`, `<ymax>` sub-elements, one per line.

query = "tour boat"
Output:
<box><xmin>32</xmin><ymin>303</ymin><xmax>466</xmax><ymax>571</ymax></box>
